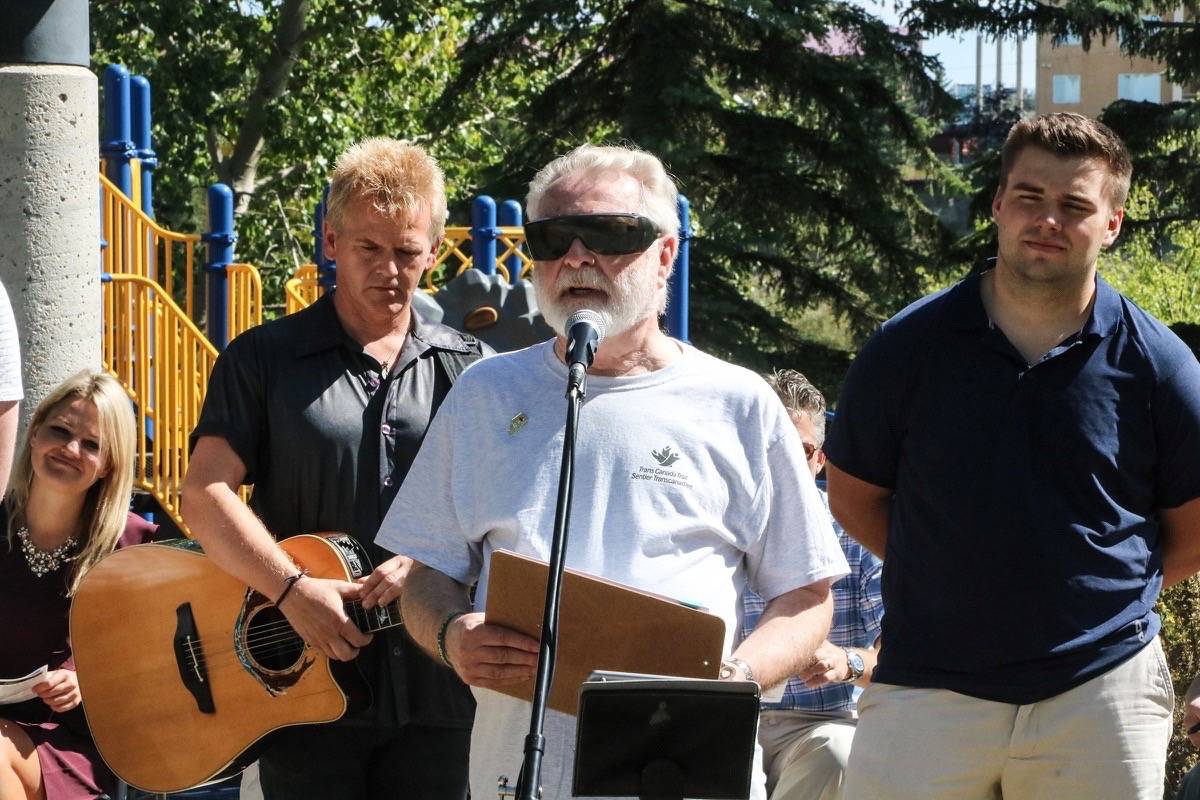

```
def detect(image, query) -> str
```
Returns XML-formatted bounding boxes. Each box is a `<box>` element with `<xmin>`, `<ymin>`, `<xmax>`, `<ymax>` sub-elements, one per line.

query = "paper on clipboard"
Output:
<box><xmin>484</xmin><ymin>550</ymin><xmax>726</xmax><ymax>715</ymax></box>
<box><xmin>0</xmin><ymin>665</ymin><xmax>48</xmax><ymax>705</ymax></box>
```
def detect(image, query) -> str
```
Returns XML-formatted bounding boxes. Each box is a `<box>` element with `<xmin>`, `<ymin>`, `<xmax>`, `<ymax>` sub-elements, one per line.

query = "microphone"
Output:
<box><xmin>565</xmin><ymin>309</ymin><xmax>605</xmax><ymax>395</ymax></box>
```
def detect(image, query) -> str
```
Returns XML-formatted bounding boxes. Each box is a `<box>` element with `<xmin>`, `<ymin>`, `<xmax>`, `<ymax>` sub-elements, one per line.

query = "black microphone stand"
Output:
<box><xmin>513</xmin><ymin>361</ymin><xmax>588</xmax><ymax>800</ymax></box>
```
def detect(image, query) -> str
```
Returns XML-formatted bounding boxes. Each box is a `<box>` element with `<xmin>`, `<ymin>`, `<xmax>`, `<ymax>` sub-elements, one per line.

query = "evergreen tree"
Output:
<box><xmin>435</xmin><ymin>0</ymin><xmax>963</xmax><ymax>379</ymax></box>
<box><xmin>909</xmin><ymin>0</ymin><xmax>1200</xmax><ymax>244</ymax></box>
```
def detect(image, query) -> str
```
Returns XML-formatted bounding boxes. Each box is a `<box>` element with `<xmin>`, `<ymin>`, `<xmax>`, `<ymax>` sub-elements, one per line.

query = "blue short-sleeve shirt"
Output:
<box><xmin>824</xmin><ymin>271</ymin><xmax>1200</xmax><ymax>704</ymax></box>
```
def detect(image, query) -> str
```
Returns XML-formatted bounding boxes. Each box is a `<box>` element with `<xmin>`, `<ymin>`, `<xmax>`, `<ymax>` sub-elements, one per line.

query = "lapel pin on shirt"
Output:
<box><xmin>508</xmin><ymin>413</ymin><xmax>528</xmax><ymax>436</ymax></box>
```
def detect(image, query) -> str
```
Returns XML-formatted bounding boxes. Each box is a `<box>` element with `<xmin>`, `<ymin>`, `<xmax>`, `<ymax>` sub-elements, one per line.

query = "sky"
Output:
<box><xmin>853</xmin><ymin>0</ymin><xmax>1040</xmax><ymax>96</ymax></box>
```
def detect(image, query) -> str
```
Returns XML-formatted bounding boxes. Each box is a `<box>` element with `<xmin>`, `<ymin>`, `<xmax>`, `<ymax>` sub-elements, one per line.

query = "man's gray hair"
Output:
<box><xmin>525</xmin><ymin>144</ymin><xmax>681</xmax><ymax>237</ymax></box>
<box><xmin>764</xmin><ymin>369</ymin><xmax>827</xmax><ymax>444</ymax></box>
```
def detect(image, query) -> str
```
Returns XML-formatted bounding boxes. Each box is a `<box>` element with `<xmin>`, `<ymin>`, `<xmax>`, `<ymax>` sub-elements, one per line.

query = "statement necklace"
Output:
<box><xmin>17</xmin><ymin>526</ymin><xmax>79</xmax><ymax>578</ymax></box>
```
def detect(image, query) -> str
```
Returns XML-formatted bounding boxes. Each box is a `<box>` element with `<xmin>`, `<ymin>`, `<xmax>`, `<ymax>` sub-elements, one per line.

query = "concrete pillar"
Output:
<box><xmin>0</xmin><ymin>64</ymin><xmax>100</xmax><ymax>432</ymax></box>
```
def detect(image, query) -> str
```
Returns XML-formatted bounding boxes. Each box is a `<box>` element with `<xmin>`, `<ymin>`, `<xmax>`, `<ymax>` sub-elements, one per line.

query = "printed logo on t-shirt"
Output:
<box><xmin>631</xmin><ymin>445</ymin><xmax>694</xmax><ymax>488</ymax></box>
<box><xmin>652</xmin><ymin>445</ymin><xmax>680</xmax><ymax>467</ymax></box>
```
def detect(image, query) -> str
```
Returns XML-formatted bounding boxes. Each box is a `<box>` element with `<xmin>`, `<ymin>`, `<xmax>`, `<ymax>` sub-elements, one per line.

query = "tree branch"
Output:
<box><xmin>252</xmin><ymin>164</ymin><xmax>299</xmax><ymax>195</ymax></box>
<box><xmin>221</xmin><ymin>0</ymin><xmax>312</xmax><ymax>212</ymax></box>
<box><xmin>206</xmin><ymin>124</ymin><xmax>224</xmax><ymax>169</ymax></box>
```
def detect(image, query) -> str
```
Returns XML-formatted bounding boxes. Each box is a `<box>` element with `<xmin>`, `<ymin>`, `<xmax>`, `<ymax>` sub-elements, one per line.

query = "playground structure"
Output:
<box><xmin>97</xmin><ymin>64</ymin><xmax>691</xmax><ymax>534</ymax></box>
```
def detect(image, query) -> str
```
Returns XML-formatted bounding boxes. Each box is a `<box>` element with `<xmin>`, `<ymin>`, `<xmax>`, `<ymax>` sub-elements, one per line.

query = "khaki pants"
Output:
<box><xmin>759</xmin><ymin>710</ymin><xmax>856</xmax><ymax>800</ymax></box>
<box><xmin>845</xmin><ymin>638</ymin><xmax>1174</xmax><ymax>800</ymax></box>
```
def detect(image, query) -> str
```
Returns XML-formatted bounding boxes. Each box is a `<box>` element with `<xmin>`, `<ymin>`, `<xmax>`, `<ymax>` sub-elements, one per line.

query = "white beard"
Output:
<box><xmin>534</xmin><ymin>256</ymin><xmax>662</xmax><ymax>339</ymax></box>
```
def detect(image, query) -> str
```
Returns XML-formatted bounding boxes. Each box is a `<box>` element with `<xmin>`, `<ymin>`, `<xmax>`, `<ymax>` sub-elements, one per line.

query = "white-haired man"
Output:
<box><xmin>376</xmin><ymin>144</ymin><xmax>848</xmax><ymax>799</ymax></box>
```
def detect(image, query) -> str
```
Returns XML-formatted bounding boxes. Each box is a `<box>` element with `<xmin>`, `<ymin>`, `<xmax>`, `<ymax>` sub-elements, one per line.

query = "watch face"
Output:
<box><xmin>847</xmin><ymin>651</ymin><xmax>865</xmax><ymax>675</ymax></box>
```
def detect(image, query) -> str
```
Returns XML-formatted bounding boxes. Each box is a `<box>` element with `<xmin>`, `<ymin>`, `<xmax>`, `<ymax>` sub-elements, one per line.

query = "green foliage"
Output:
<box><xmin>1158</xmin><ymin>579</ymin><xmax>1200</xmax><ymax>797</ymax></box>
<box><xmin>431</xmin><ymin>0</ymin><xmax>964</xmax><ymax>371</ymax></box>
<box><xmin>94</xmin><ymin>0</ymin><xmax>966</xmax><ymax>381</ymax></box>
<box><xmin>92</xmin><ymin>1</ymin><xmax>523</xmax><ymax>312</ymax></box>
<box><xmin>1101</xmin><ymin>212</ymin><xmax>1200</xmax><ymax>326</ymax></box>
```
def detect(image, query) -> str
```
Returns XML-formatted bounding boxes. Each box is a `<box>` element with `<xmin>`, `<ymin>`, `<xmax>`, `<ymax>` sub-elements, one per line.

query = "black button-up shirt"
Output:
<box><xmin>191</xmin><ymin>292</ymin><xmax>489</xmax><ymax>727</ymax></box>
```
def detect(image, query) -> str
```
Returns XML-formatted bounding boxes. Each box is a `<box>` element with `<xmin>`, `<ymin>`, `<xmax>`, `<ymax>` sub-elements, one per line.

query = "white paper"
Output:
<box><xmin>0</xmin><ymin>665</ymin><xmax>48</xmax><ymax>704</ymax></box>
<box><xmin>761</xmin><ymin>681</ymin><xmax>786</xmax><ymax>703</ymax></box>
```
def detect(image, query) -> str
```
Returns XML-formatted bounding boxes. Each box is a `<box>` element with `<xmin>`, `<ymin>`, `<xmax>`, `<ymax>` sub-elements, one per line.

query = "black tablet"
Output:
<box><xmin>573</xmin><ymin>671</ymin><xmax>760</xmax><ymax>799</ymax></box>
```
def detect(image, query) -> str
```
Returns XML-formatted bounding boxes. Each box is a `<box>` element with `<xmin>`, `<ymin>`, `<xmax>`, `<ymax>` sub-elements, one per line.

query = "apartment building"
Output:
<box><xmin>1036</xmin><ymin>8</ymin><xmax>1190</xmax><ymax>117</ymax></box>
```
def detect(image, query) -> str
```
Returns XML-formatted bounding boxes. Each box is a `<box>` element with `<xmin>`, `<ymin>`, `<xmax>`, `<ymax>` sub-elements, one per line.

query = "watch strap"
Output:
<box><xmin>721</xmin><ymin>656</ymin><xmax>755</xmax><ymax>683</ymax></box>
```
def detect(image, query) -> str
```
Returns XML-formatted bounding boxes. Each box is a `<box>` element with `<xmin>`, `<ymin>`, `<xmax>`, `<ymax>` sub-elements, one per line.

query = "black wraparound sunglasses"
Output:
<box><xmin>523</xmin><ymin>214</ymin><xmax>662</xmax><ymax>261</ymax></box>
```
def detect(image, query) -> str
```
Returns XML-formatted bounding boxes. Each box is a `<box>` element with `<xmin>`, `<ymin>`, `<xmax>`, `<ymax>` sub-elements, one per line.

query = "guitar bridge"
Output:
<box><xmin>173</xmin><ymin>602</ymin><xmax>215</xmax><ymax>714</ymax></box>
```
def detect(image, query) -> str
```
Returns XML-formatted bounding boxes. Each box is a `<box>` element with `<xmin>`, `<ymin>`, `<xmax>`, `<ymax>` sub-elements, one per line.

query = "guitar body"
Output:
<box><xmin>70</xmin><ymin>533</ymin><xmax>392</xmax><ymax>794</ymax></box>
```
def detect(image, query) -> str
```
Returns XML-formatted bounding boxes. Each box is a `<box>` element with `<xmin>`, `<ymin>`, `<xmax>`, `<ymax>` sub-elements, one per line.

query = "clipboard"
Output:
<box><xmin>484</xmin><ymin>549</ymin><xmax>726</xmax><ymax>715</ymax></box>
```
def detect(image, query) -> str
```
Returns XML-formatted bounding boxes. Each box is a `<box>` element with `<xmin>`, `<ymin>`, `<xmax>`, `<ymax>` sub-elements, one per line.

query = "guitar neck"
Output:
<box><xmin>346</xmin><ymin>600</ymin><xmax>403</xmax><ymax>634</ymax></box>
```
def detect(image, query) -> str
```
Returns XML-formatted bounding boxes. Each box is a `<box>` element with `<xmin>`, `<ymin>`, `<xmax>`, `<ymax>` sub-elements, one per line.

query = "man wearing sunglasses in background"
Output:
<box><xmin>377</xmin><ymin>143</ymin><xmax>848</xmax><ymax>800</ymax></box>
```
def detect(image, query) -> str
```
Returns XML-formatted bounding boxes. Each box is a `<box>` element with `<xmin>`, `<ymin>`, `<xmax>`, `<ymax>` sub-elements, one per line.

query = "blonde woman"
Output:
<box><xmin>0</xmin><ymin>370</ymin><xmax>155</xmax><ymax>799</ymax></box>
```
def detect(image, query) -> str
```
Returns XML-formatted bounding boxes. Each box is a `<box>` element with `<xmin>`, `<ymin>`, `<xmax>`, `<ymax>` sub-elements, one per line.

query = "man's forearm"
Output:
<box><xmin>1160</xmin><ymin>497</ymin><xmax>1200</xmax><ymax>589</ymax></box>
<box><xmin>400</xmin><ymin>562</ymin><xmax>473</xmax><ymax>661</ymax></box>
<box><xmin>1162</xmin><ymin>545</ymin><xmax>1200</xmax><ymax>589</ymax></box>
<box><xmin>181</xmin><ymin>479</ymin><xmax>297</xmax><ymax>598</ymax></box>
<box><xmin>732</xmin><ymin>581</ymin><xmax>833</xmax><ymax>689</ymax></box>
<box><xmin>826</xmin><ymin>465</ymin><xmax>891</xmax><ymax>559</ymax></box>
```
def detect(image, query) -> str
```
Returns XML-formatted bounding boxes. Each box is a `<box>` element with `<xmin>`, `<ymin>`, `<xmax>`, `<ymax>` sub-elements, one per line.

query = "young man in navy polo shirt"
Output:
<box><xmin>825</xmin><ymin>113</ymin><xmax>1200</xmax><ymax>799</ymax></box>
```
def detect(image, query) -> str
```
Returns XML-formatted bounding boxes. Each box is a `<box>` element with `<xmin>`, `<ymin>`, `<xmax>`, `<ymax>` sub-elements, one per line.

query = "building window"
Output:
<box><xmin>1118</xmin><ymin>73</ymin><xmax>1161</xmax><ymax>102</ymax></box>
<box><xmin>1118</xmin><ymin>15</ymin><xmax>1160</xmax><ymax>44</ymax></box>
<box><xmin>1058</xmin><ymin>28</ymin><xmax>1082</xmax><ymax>46</ymax></box>
<box><xmin>1052</xmin><ymin>74</ymin><xmax>1081</xmax><ymax>104</ymax></box>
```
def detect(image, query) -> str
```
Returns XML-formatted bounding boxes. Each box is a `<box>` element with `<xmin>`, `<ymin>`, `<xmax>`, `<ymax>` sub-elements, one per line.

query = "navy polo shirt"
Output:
<box><xmin>825</xmin><ymin>271</ymin><xmax>1200</xmax><ymax>704</ymax></box>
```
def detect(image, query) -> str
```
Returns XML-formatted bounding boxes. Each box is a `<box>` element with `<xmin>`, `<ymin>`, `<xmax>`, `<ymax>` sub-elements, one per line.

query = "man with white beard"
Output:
<box><xmin>375</xmin><ymin>143</ymin><xmax>848</xmax><ymax>800</ymax></box>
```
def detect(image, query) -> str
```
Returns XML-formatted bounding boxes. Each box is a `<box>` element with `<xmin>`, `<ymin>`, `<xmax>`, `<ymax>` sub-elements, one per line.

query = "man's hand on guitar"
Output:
<box><xmin>445</xmin><ymin>612</ymin><xmax>539</xmax><ymax>689</ymax></box>
<box><xmin>358</xmin><ymin>554</ymin><xmax>413</xmax><ymax>611</ymax></box>
<box><xmin>279</xmin><ymin>575</ymin><xmax>372</xmax><ymax>662</ymax></box>
<box><xmin>33</xmin><ymin>668</ymin><xmax>81</xmax><ymax>712</ymax></box>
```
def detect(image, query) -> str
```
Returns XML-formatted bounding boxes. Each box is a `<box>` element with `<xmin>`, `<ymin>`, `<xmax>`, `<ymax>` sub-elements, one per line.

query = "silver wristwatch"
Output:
<box><xmin>843</xmin><ymin>648</ymin><xmax>865</xmax><ymax>682</ymax></box>
<box><xmin>719</xmin><ymin>656</ymin><xmax>755</xmax><ymax>683</ymax></box>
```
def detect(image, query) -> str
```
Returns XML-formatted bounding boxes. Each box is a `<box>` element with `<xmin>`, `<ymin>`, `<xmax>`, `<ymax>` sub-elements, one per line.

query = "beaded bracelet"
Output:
<box><xmin>437</xmin><ymin>611</ymin><xmax>468</xmax><ymax>668</ymax></box>
<box><xmin>275</xmin><ymin>569</ymin><xmax>309</xmax><ymax>606</ymax></box>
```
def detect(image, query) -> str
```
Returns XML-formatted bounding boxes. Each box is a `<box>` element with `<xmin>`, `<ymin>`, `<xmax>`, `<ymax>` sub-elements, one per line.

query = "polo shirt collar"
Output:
<box><xmin>942</xmin><ymin>270</ymin><xmax>989</xmax><ymax>331</ymax></box>
<box><xmin>942</xmin><ymin>264</ymin><xmax>1122</xmax><ymax>340</ymax></box>
<box><xmin>1083</xmin><ymin>273</ymin><xmax>1122</xmax><ymax>338</ymax></box>
<box><xmin>293</xmin><ymin>291</ymin><xmax>474</xmax><ymax>357</ymax></box>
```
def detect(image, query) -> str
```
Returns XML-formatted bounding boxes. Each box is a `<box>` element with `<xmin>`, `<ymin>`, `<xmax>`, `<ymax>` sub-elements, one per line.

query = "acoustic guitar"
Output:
<box><xmin>70</xmin><ymin>533</ymin><xmax>402</xmax><ymax>794</ymax></box>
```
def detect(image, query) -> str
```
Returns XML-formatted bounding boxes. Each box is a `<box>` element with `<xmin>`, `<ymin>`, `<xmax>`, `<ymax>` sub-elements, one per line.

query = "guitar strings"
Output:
<box><xmin>181</xmin><ymin>600</ymin><xmax>403</xmax><ymax>671</ymax></box>
<box><xmin>187</xmin><ymin>605</ymin><xmax>396</xmax><ymax>667</ymax></box>
<box><xmin>192</xmin><ymin>605</ymin><xmax>397</xmax><ymax>665</ymax></box>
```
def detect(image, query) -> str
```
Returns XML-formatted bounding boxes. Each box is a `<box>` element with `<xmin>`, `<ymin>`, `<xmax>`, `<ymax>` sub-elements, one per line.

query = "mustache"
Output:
<box><xmin>1022</xmin><ymin>230</ymin><xmax>1067</xmax><ymax>246</ymax></box>
<box><xmin>552</xmin><ymin>268</ymin><xmax>613</xmax><ymax>292</ymax></box>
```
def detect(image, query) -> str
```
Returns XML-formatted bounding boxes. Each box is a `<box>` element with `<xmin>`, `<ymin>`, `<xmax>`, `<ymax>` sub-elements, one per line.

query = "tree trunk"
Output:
<box><xmin>216</xmin><ymin>0</ymin><xmax>311</xmax><ymax>214</ymax></box>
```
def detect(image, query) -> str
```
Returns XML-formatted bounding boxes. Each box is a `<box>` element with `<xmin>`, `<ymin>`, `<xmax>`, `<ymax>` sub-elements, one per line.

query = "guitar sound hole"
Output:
<box><xmin>245</xmin><ymin>606</ymin><xmax>306</xmax><ymax>672</ymax></box>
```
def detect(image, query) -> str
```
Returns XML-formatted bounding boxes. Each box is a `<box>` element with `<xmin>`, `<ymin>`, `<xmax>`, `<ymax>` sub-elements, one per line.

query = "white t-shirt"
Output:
<box><xmin>378</xmin><ymin>339</ymin><xmax>848</xmax><ymax>800</ymax></box>
<box><xmin>0</xmin><ymin>283</ymin><xmax>22</xmax><ymax>402</ymax></box>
